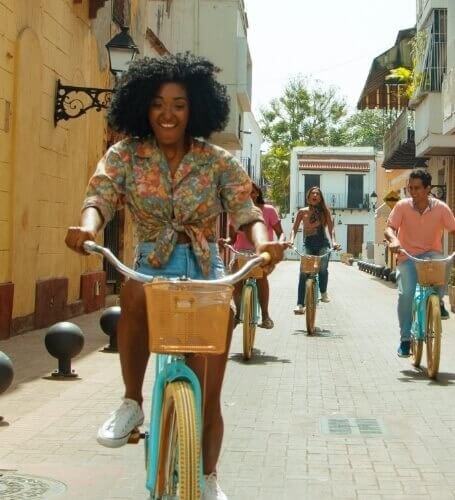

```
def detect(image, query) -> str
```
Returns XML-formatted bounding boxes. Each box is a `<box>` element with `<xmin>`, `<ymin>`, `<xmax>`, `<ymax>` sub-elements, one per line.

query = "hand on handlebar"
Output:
<box><xmin>256</xmin><ymin>240</ymin><xmax>288</xmax><ymax>274</ymax></box>
<box><xmin>217</xmin><ymin>237</ymin><xmax>231</xmax><ymax>250</ymax></box>
<box><xmin>387</xmin><ymin>238</ymin><xmax>402</xmax><ymax>254</ymax></box>
<box><xmin>65</xmin><ymin>227</ymin><xmax>97</xmax><ymax>255</ymax></box>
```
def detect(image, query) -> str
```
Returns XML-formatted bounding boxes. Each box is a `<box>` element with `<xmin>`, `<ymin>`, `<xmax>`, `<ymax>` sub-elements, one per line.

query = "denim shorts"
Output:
<box><xmin>134</xmin><ymin>242</ymin><xmax>225</xmax><ymax>280</ymax></box>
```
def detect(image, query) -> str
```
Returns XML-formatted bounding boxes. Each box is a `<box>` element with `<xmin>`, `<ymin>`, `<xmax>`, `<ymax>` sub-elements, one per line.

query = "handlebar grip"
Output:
<box><xmin>260</xmin><ymin>251</ymin><xmax>272</xmax><ymax>265</ymax></box>
<box><xmin>83</xmin><ymin>240</ymin><xmax>97</xmax><ymax>253</ymax></box>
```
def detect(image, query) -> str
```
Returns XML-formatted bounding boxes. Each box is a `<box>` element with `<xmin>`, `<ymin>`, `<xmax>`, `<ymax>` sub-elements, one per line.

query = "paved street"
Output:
<box><xmin>1</xmin><ymin>260</ymin><xmax>455</xmax><ymax>499</ymax></box>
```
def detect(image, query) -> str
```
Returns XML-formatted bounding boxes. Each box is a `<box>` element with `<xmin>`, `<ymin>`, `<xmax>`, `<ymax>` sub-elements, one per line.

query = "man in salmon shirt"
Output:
<box><xmin>385</xmin><ymin>168</ymin><xmax>455</xmax><ymax>357</ymax></box>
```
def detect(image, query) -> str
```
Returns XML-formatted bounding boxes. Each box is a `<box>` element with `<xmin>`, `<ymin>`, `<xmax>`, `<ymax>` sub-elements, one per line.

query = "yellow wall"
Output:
<box><xmin>1</xmin><ymin>0</ymin><xmax>112</xmax><ymax>318</ymax></box>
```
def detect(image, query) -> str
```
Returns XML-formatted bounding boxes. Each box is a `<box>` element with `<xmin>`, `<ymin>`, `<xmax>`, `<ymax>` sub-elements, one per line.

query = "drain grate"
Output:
<box><xmin>0</xmin><ymin>473</ymin><xmax>66</xmax><ymax>499</ymax></box>
<box><xmin>321</xmin><ymin>417</ymin><xmax>385</xmax><ymax>436</ymax></box>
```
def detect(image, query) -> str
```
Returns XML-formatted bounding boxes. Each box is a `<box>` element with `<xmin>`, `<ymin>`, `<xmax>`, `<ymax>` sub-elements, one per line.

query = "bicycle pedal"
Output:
<box><xmin>127</xmin><ymin>428</ymin><xmax>145</xmax><ymax>444</ymax></box>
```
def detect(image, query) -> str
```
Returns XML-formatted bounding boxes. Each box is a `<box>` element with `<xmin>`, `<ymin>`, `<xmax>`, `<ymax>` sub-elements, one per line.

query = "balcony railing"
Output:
<box><xmin>297</xmin><ymin>192</ymin><xmax>370</xmax><ymax>210</ymax></box>
<box><xmin>442</xmin><ymin>68</ymin><xmax>455</xmax><ymax>122</ymax></box>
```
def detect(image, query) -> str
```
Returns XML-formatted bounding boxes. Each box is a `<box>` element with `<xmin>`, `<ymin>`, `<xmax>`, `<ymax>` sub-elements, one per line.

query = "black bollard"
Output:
<box><xmin>383</xmin><ymin>267</ymin><xmax>391</xmax><ymax>281</ymax></box>
<box><xmin>0</xmin><ymin>352</ymin><xmax>14</xmax><ymax>422</ymax></box>
<box><xmin>99</xmin><ymin>306</ymin><xmax>121</xmax><ymax>353</ymax></box>
<box><xmin>45</xmin><ymin>322</ymin><xmax>84</xmax><ymax>378</ymax></box>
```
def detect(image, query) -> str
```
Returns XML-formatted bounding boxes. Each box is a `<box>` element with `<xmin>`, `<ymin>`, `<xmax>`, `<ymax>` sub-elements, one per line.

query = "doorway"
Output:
<box><xmin>347</xmin><ymin>225</ymin><xmax>364</xmax><ymax>257</ymax></box>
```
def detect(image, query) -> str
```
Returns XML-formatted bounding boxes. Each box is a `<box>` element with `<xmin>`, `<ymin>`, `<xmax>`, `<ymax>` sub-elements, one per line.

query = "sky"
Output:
<box><xmin>244</xmin><ymin>0</ymin><xmax>417</xmax><ymax>116</ymax></box>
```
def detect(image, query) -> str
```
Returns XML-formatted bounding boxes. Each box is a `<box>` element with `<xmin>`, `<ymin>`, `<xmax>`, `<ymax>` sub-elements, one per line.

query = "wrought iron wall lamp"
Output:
<box><xmin>54</xmin><ymin>27</ymin><xmax>138</xmax><ymax>125</ymax></box>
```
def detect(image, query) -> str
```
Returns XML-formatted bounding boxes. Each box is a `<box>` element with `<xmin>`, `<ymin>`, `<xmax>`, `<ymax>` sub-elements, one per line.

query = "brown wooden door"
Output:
<box><xmin>347</xmin><ymin>225</ymin><xmax>364</xmax><ymax>257</ymax></box>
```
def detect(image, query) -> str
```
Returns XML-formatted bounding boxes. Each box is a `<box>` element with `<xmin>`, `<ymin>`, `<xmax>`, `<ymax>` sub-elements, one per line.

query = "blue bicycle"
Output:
<box><xmin>84</xmin><ymin>241</ymin><xmax>269</xmax><ymax>499</ymax></box>
<box><xmin>401</xmin><ymin>249</ymin><xmax>455</xmax><ymax>379</ymax></box>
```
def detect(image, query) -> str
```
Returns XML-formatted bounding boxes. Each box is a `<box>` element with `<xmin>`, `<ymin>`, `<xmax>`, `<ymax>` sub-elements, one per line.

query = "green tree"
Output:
<box><xmin>261</xmin><ymin>76</ymin><xmax>348</xmax><ymax>148</ymax></box>
<box><xmin>259</xmin><ymin>76</ymin><xmax>348</xmax><ymax>212</ymax></box>
<box><xmin>261</xmin><ymin>145</ymin><xmax>291</xmax><ymax>214</ymax></box>
<box><xmin>344</xmin><ymin>109</ymin><xmax>397</xmax><ymax>150</ymax></box>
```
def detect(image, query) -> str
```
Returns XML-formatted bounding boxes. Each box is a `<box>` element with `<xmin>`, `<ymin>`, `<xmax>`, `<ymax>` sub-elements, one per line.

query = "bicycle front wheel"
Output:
<box><xmin>242</xmin><ymin>285</ymin><xmax>256</xmax><ymax>360</ymax></box>
<box><xmin>154</xmin><ymin>381</ymin><xmax>200</xmax><ymax>500</ymax></box>
<box><xmin>426</xmin><ymin>294</ymin><xmax>442</xmax><ymax>379</ymax></box>
<box><xmin>305</xmin><ymin>278</ymin><xmax>316</xmax><ymax>335</ymax></box>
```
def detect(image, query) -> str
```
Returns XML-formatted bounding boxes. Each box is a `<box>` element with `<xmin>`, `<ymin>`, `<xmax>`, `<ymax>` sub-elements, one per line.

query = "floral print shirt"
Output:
<box><xmin>82</xmin><ymin>137</ymin><xmax>263</xmax><ymax>276</ymax></box>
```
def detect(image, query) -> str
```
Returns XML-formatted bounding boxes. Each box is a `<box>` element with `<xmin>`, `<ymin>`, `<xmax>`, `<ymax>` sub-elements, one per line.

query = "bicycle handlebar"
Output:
<box><xmin>83</xmin><ymin>241</ymin><xmax>270</xmax><ymax>285</ymax></box>
<box><xmin>399</xmin><ymin>248</ymin><xmax>455</xmax><ymax>263</ymax></box>
<box><xmin>292</xmin><ymin>245</ymin><xmax>333</xmax><ymax>259</ymax></box>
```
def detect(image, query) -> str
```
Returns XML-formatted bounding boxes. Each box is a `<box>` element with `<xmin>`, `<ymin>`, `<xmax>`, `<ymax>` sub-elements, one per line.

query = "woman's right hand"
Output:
<box><xmin>65</xmin><ymin>227</ymin><xmax>97</xmax><ymax>255</ymax></box>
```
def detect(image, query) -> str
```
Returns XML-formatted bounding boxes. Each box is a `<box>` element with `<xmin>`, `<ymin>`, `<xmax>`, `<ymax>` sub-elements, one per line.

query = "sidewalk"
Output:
<box><xmin>1</xmin><ymin>261</ymin><xmax>455</xmax><ymax>499</ymax></box>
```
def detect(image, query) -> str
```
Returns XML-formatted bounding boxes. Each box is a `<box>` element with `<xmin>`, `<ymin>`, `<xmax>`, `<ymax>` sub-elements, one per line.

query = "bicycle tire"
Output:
<box><xmin>305</xmin><ymin>278</ymin><xmax>316</xmax><ymax>335</ymax></box>
<box><xmin>154</xmin><ymin>381</ymin><xmax>200</xmax><ymax>500</ymax></box>
<box><xmin>242</xmin><ymin>285</ymin><xmax>256</xmax><ymax>360</ymax></box>
<box><xmin>411</xmin><ymin>308</ymin><xmax>423</xmax><ymax>367</ymax></box>
<box><xmin>426</xmin><ymin>294</ymin><xmax>441</xmax><ymax>379</ymax></box>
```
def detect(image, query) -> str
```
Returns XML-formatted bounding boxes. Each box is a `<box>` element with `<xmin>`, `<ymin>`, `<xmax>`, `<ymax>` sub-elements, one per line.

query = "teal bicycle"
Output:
<box><xmin>84</xmin><ymin>241</ymin><xmax>269</xmax><ymax>499</ymax></box>
<box><xmin>401</xmin><ymin>248</ymin><xmax>454</xmax><ymax>379</ymax></box>
<box><xmin>223</xmin><ymin>243</ymin><xmax>262</xmax><ymax>360</ymax></box>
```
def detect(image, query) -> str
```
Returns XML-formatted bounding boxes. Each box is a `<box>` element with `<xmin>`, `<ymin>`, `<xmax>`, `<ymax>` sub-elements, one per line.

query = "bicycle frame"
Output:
<box><xmin>240</xmin><ymin>279</ymin><xmax>260</xmax><ymax>324</ymax></box>
<box><xmin>83</xmin><ymin>241</ymin><xmax>270</xmax><ymax>497</ymax></box>
<box><xmin>411</xmin><ymin>284</ymin><xmax>439</xmax><ymax>342</ymax></box>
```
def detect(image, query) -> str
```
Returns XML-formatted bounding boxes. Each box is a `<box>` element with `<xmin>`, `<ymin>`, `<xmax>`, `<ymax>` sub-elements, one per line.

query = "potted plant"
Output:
<box><xmin>448</xmin><ymin>266</ymin><xmax>455</xmax><ymax>313</ymax></box>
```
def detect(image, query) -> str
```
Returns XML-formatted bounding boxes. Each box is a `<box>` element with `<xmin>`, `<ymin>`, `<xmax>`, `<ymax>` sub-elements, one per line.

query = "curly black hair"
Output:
<box><xmin>107</xmin><ymin>52</ymin><xmax>230</xmax><ymax>139</ymax></box>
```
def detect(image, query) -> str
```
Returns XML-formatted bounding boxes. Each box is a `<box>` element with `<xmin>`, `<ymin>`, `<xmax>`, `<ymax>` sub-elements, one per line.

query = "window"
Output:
<box><xmin>347</xmin><ymin>175</ymin><xmax>364</xmax><ymax>209</ymax></box>
<box><xmin>112</xmin><ymin>0</ymin><xmax>130</xmax><ymax>27</ymax></box>
<box><xmin>304</xmin><ymin>174</ymin><xmax>320</xmax><ymax>195</ymax></box>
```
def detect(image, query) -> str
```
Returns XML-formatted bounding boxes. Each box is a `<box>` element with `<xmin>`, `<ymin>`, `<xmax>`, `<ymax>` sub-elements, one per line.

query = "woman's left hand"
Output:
<box><xmin>256</xmin><ymin>241</ymin><xmax>288</xmax><ymax>274</ymax></box>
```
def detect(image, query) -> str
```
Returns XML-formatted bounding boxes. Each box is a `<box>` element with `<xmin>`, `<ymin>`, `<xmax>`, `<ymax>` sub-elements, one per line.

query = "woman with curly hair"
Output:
<box><xmin>65</xmin><ymin>53</ymin><xmax>286</xmax><ymax>499</ymax></box>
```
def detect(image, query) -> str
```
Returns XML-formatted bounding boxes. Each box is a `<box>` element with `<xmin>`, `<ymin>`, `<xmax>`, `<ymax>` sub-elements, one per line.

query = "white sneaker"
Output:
<box><xmin>294</xmin><ymin>304</ymin><xmax>305</xmax><ymax>315</ymax></box>
<box><xmin>320</xmin><ymin>292</ymin><xmax>330</xmax><ymax>303</ymax></box>
<box><xmin>202</xmin><ymin>473</ymin><xmax>228</xmax><ymax>500</ymax></box>
<box><xmin>97</xmin><ymin>398</ymin><xmax>144</xmax><ymax>448</ymax></box>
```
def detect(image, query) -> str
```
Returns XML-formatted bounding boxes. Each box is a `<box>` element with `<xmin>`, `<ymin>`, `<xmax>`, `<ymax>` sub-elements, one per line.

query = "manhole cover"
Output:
<box><xmin>0</xmin><ymin>473</ymin><xmax>66</xmax><ymax>499</ymax></box>
<box><xmin>321</xmin><ymin>417</ymin><xmax>386</xmax><ymax>436</ymax></box>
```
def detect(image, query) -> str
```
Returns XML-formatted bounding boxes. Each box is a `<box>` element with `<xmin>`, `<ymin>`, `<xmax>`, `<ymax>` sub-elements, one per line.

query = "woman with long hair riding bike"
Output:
<box><xmin>226</xmin><ymin>183</ymin><xmax>283</xmax><ymax>329</ymax></box>
<box><xmin>290</xmin><ymin>186</ymin><xmax>338</xmax><ymax>314</ymax></box>
<box><xmin>64</xmin><ymin>53</ymin><xmax>286</xmax><ymax>500</ymax></box>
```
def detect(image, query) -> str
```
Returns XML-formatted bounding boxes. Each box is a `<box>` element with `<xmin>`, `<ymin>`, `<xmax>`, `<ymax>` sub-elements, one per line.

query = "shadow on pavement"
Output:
<box><xmin>292</xmin><ymin>328</ymin><xmax>344</xmax><ymax>338</ymax></box>
<box><xmin>229</xmin><ymin>349</ymin><xmax>291</xmax><ymax>365</ymax></box>
<box><xmin>398</xmin><ymin>369</ymin><xmax>455</xmax><ymax>386</ymax></box>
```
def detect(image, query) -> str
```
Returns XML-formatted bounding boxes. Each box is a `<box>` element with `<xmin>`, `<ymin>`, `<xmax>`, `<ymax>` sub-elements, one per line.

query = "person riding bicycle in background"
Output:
<box><xmin>225</xmin><ymin>183</ymin><xmax>283</xmax><ymax>329</ymax></box>
<box><xmin>65</xmin><ymin>53</ymin><xmax>286</xmax><ymax>500</ymax></box>
<box><xmin>290</xmin><ymin>186</ymin><xmax>339</xmax><ymax>314</ymax></box>
<box><xmin>385</xmin><ymin>168</ymin><xmax>455</xmax><ymax>358</ymax></box>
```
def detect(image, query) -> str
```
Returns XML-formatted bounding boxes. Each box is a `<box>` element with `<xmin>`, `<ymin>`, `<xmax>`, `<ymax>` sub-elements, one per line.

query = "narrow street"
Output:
<box><xmin>1</xmin><ymin>260</ymin><xmax>455</xmax><ymax>499</ymax></box>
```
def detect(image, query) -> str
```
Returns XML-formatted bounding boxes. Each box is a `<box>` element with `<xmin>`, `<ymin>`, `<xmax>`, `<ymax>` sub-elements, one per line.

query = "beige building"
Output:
<box><xmin>359</xmin><ymin>1</ymin><xmax>455</xmax><ymax>266</ymax></box>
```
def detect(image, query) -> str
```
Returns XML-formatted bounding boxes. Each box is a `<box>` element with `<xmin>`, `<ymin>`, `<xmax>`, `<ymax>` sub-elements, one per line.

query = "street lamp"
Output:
<box><xmin>54</xmin><ymin>27</ymin><xmax>138</xmax><ymax>125</ymax></box>
<box><xmin>370</xmin><ymin>191</ymin><xmax>378</xmax><ymax>211</ymax></box>
<box><xmin>106</xmin><ymin>26</ymin><xmax>139</xmax><ymax>76</ymax></box>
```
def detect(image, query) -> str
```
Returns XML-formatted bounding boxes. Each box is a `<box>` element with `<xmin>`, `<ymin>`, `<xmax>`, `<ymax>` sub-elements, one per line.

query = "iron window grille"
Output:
<box><xmin>418</xmin><ymin>8</ymin><xmax>447</xmax><ymax>93</ymax></box>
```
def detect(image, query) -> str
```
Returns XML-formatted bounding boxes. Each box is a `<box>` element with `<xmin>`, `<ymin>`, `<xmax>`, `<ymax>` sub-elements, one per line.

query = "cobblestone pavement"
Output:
<box><xmin>1</xmin><ymin>261</ymin><xmax>455</xmax><ymax>499</ymax></box>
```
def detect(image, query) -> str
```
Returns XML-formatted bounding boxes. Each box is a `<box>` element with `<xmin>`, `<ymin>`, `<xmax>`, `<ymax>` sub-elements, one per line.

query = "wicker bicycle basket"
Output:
<box><xmin>236</xmin><ymin>255</ymin><xmax>263</xmax><ymax>279</ymax></box>
<box><xmin>300</xmin><ymin>255</ymin><xmax>322</xmax><ymax>273</ymax></box>
<box><xmin>415</xmin><ymin>260</ymin><xmax>447</xmax><ymax>287</ymax></box>
<box><xmin>143</xmin><ymin>281</ymin><xmax>233</xmax><ymax>354</ymax></box>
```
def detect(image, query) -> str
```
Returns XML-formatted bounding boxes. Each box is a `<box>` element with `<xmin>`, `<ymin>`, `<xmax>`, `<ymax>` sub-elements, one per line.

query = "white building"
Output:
<box><xmin>146</xmin><ymin>0</ymin><xmax>255</xmax><ymax>154</ymax></box>
<box><xmin>236</xmin><ymin>112</ymin><xmax>263</xmax><ymax>185</ymax></box>
<box><xmin>283</xmin><ymin>146</ymin><xmax>378</xmax><ymax>260</ymax></box>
